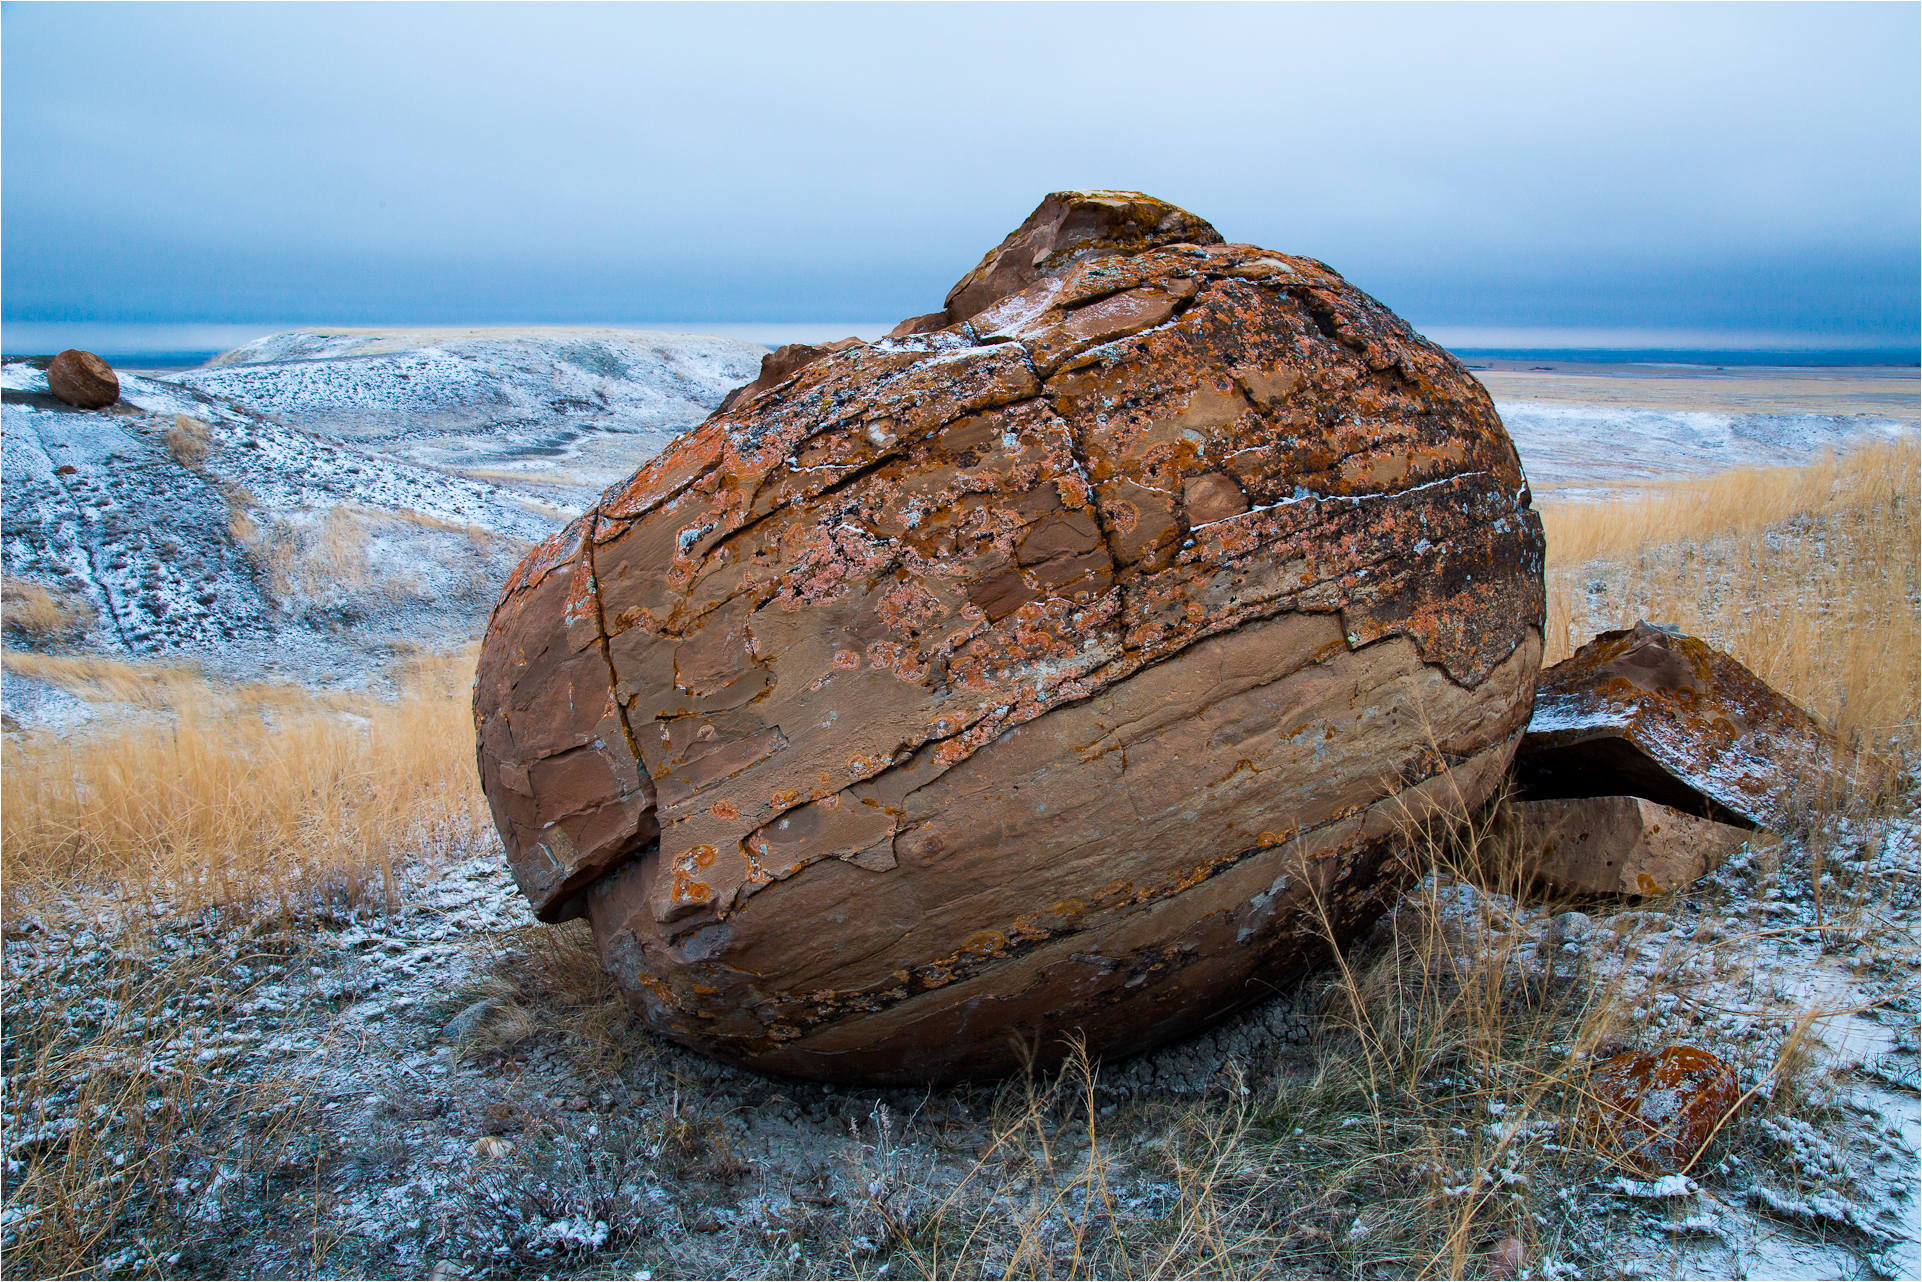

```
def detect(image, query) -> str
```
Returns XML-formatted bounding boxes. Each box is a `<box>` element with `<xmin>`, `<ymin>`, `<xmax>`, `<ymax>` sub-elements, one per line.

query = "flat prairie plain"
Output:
<box><xmin>1472</xmin><ymin>360</ymin><xmax>1919</xmax><ymax>419</ymax></box>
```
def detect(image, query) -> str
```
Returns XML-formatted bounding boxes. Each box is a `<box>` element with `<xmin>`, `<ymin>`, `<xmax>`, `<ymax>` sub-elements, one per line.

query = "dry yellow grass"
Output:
<box><xmin>1539</xmin><ymin>438</ymin><xmax>1919</xmax><ymax>756</ymax></box>
<box><xmin>0</xmin><ymin>651</ymin><xmax>489</xmax><ymax>921</ymax></box>
<box><xmin>225</xmin><ymin>500</ymin><xmax>372</xmax><ymax>600</ymax></box>
<box><xmin>1</xmin><ymin>577</ymin><xmax>91</xmax><ymax>646</ymax></box>
<box><xmin>3</xmin><ymin>649</ymin><xmax>215</xmax><ymax>709</ymax></box>
<box><xmin>385</xmin><ymin>506</ymin><xmax>519</xmax><ymax>553</ymax></box>
<box><xmin>164</xmin><ymin>413</ymin><xmax>212</xmax><ymax>465</ymax></box>
<box><xmin>454</xmin><ymin>465</ymin><xmax>586</xmax><ymax>488</ymax></box>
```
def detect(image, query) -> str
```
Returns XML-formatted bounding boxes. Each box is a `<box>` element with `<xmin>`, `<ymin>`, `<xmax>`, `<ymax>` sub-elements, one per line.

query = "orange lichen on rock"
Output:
<box><xmin>473</xmin><ymin>190</ymin><xmax>1546</xmax><ymax>1084</ymax></box>
<box><xmin>1589</xmin><ymin>1044</ymin><xmax>1741</xmax><ymax>1174</ymax></box>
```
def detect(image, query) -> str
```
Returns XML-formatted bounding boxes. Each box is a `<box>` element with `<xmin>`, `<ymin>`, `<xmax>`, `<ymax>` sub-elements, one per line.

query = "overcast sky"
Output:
<box><xmin>4</xmin><ymin>2</ymin><xmax>1917</xmax><ymax>342</ymax></box>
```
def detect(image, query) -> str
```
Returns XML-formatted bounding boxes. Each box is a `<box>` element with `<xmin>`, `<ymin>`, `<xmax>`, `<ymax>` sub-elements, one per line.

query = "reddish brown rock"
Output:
<box><xmin>717</xmin><ymin>338</ymin><xmax>864</xmax><ymax>413</ymax></box>
<box><xmin>1516</xmin><ymin>623</ymin><xmax>1885</xmax><ymax>830</ymax></box>
<box><xmin>474</xmin><ymin>190</ymin><xmax>1546</xmax><ymax>1084</ymax></box>
<box><xmin>1484</xmin><ymin>1237</ymin><xmax>1528</xmax><ymax>1279</ymax></box>
<box><xmin>890</xmin><ymin>189</ymin><xmax>1227</xmax><ymax>337</ymax></box>
<box><xmin>1510</xmin><ymin>795</ymin><xmax>1749</xmax><ymax>897</ymax></box>
<box><xmin>46</xmin><ymin>349</ymin><xmax>119</xmax><ymax>409</ymax></box>
<box><xmin>1590</xmin><ymin>1044</ymin><xmax>1740</xmax><ymax>1174</ymax></box>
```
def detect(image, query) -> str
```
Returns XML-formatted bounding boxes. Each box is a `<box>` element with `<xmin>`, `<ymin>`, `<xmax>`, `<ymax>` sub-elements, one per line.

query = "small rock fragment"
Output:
<box><xmin>717</xmin><ymin>337</ymin><xmax>863</xmax><ymax>412</ymax></box>
<box><xmin>46</xmin><ymin>349</ymin><xmax>120</xmax><ymax>409</ymax></box>
<box><xmin>1589</xmin><ymin>1044</ymin><xmax>1740</xmax><ymax>1174</ymax></box>
<box><xmin>438</xmin><ymin>998</ymin><xmax>495</xmax><ymax>1043</ymax></box>
<box><xmin>1509</xmin><ymin>795</ymin><xmax>1750</xmax><ymax>897</ymax></box>
<box><xmin>1484</xmin><ymin>1236</ymin><xmax>1527</xmax><ymax>1279</ymax></box>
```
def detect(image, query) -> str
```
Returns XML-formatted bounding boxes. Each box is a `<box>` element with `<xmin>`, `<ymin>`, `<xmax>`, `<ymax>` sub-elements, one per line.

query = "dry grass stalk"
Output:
<box><xmin>1</xmin><ymin>577</ymin><xmax>92</xmax><ymax>646</ymax></box>
<box><xmin>1</xmin><ymin>928</ymin><xmax>315</xmax><ymax>1278</ymax></box>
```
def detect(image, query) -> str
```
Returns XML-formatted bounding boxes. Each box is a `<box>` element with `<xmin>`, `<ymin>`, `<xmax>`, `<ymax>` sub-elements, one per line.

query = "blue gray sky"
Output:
<box><xmin>4</xmin><ymin>2</ymin><xmax>1917</xmax><ymax>347</ymax></box>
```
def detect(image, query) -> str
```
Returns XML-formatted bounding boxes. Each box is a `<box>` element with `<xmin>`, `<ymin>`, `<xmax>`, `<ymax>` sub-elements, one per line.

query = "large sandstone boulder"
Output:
<box><xmin>1516</xmin><ymin>623</ymin><xmax>1884</xmax><ymax>830</ymax></box>
<box><xmin>46</xmin><ymin>349</ymin><xmax>119</xmax><ymax>409</ymax></box>
<box><xmin>474</xmin><ymin>191</ymin><xmax>1546</xmax><ymax>1084</ymax></box>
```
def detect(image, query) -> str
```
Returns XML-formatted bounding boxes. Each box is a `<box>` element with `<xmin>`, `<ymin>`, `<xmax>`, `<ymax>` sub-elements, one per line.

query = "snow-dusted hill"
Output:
<box><xmin>174</xmin><ymin>328</ymin><xmax>765</xmax><ymax>503</ymax></box>
<box><xmin>3</xmin><ymin>328</ymin><xmax>1909</xmax><ymax>723</ymax></box>
<box><xmin>0</xmin><ymin>329</ymin><xmax>765</xmax><ymax>712</ymax></box>
<box><xmin>1499</xmin><ymin>401</ymin><xmax>1912</xmax><ymax>492</ymax></box>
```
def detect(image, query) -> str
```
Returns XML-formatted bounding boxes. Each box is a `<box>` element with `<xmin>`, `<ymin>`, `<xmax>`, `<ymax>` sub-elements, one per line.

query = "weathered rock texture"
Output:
<box><xmin>1517</xmin><ymin>623</ymin><xmax>1883</xmax><ymax>831</ymax></box>
<box><xmin>1591</xmin><ymin>1044</ymin><xmax>1740</xmax><ymax>1174</ymax></box>
<box><xmin>46</xmin><ymin>349</ymin><xmax>119</xmax><ymax>410</ymax></box>
<box><xmin>475</xmin><ymin>191</ymin><xmax>1546</xmax><ymax>1084</ymax></box>
<box><xmin>1509</xmin><ymin>795</ymin><xmax>1749</xmax><ymax>897</ymax></box>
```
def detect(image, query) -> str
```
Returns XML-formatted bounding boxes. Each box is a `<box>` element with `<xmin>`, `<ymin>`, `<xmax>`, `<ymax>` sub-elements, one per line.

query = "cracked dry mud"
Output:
<box><xmin>473</xmin><ymin>191</ymin><xmax>1548</xmax><ymax>1084</ymax></box>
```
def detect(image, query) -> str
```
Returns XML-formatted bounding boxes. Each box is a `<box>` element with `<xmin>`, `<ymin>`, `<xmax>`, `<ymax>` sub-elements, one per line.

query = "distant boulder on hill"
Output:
<box><xmin>47</xmin><ymin>349</ymin><xmax>119</xmax><ymax>409</ymax></box>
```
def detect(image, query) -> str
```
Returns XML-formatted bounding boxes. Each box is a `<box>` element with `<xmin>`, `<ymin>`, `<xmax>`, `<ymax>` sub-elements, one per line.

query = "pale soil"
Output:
<box><xmin>1470</xmin><ymin>362</ymin><xmax>1918</xmax><ymax>421</ymax></box>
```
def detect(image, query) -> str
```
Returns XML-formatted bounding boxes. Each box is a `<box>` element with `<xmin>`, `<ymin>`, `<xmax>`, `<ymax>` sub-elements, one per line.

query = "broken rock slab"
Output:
<box><xmin>1516</xmin><ymin>622</ymin><xmax>1885</xmax><ymax>831</ymax></box>
<box><xmin>1509</xmin><ymin>795</ymin><xmax>1750</xmax><ymax>897</ymax></box>
<box><xmin>474</xmin><ymin>189</ymin><xmax>1547</xmax><ymax>1085</ymax></box>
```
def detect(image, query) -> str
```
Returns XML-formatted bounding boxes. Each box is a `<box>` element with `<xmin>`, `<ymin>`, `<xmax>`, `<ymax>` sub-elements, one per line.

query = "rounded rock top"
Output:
<box><xmin>473</xmin><ymin>191</ymin><xmax>1547</xmax><ymax>1084</ymax></box>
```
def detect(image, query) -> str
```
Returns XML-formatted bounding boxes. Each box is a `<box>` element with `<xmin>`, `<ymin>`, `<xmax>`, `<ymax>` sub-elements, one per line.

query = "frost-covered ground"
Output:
<box><xmin>4</xmin><ymin>809</ymin><xmax>1914</xmax><ymax>1278</ymax></box>
<box><xmin>176</xmin><ymin>328</ymin><xmax>767</xmax><ymax>503</ymax></box>
<box><xmin>1500</xmin><ymin>401</ymin><xmax>1912</xmax><ymax>492</ymax></box>
<box><xmin>0</xmin><ymin>329</ymin><xmax>762</xmax><ymax>721</ymax></box>
<box><xmin>1480</xmin><ymin>361</ymin><xmax>1917</xmax><ymax>498</ymax></box>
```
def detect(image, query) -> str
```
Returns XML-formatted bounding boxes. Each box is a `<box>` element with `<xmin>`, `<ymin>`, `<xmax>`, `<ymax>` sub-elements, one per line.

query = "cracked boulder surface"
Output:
<box><xmin>474</xmin><ymin>190</ymin><xmax>1547</xmax><ymax>1084</ymax></box>
<box><xmin>1516</xmin><ymin>623</ymin><xmax>1887</xmax><ymax>831</ymax></box>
